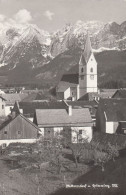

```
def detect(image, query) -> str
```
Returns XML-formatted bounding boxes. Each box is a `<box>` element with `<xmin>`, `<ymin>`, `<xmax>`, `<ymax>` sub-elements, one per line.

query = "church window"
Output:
<box><xmin>90</xmin><ymin>68</ymin><xmax>93</xmax><ymax>72</ymax></box>
<box><xmin>18</xmin><ymin>131</ymin><xmax>21</xmax><ymax>135</ymax></box>
<box><xmin>81</xmin><ymin>68</ymin><xmax>84</xmax><ymax>73</ymax></box>
<box><xmin>90</xmin><ymin>75</ymin><xmax>94</xmax><ymax>80</ymax></box>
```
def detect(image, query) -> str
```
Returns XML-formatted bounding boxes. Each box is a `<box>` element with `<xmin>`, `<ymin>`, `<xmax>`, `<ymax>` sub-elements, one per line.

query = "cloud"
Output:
<box><xmin>0</xmin><ymin>14</ymin><xmax>6</xmax><ymax>22</ymax></box>
<box><xmin>44</xmin><ymin>10</ymin><xmax>54</xmax><ymax>20</ymax></box>
<box><xmin>13</xmin><ymin>9</ymin><xmax>32</xmax><ymax>24</ymax></box>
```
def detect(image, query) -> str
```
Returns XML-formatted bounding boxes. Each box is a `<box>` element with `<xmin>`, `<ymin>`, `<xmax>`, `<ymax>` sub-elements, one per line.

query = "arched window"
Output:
<box><xmin>81</xmin><ymin>68</ymin><xmax>84</xmax><ymax>73</ymax></box>
<box><xmin>90</xmin><ymin>68</ymin><xmax>93</xmax><ymax>72</ymax></box>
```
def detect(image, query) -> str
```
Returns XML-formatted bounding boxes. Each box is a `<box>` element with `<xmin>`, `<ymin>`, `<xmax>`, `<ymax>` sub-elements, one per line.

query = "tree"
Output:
<box><xmin>93</xmin><ymin>149</ymin><xmax>109</xmax><ymax>172</ymax></box>
<box><xmin>37</xmin><ymin>135</ymin><xmax>64</xmax><ymax>174</ymax></box>
<box><xmin>107</xmin><ymin>142</ymin><xmax>119</xmax><ymax>162</ymax></box>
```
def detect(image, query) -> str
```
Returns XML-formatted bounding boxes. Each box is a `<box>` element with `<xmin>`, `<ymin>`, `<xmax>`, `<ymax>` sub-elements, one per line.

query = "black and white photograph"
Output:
<box><xmin>0</xmin><ymin>0</ymin><xmax>126</xmax><ymax>194</ymax></box>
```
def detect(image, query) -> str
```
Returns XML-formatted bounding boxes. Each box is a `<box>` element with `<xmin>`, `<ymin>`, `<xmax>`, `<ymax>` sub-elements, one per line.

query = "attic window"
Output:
<box><xmin>90</xmin><ymin>68</ymin><xmax>93</xmax><ymax>72</ymax></box>
<box><xmin>48</xmin><ymin>130</ymin><xmax>50</xmax><ymax>134</ymax></box>
<box><xmin>4</xmin><ymin>131</ymin><xmax>7</xmax><ymax>135</ymax></box>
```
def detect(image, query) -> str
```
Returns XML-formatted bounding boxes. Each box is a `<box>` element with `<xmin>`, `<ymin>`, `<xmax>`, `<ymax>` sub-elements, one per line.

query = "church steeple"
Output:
<box><xmin>78</xmin><ymin>33</ymin><xmax>97</xmax><ymax>99</ymax></box>
<box><xmin>83</xmin><ymin>32</ymin><xmax>92</xmax><ymax>63</ymax></box>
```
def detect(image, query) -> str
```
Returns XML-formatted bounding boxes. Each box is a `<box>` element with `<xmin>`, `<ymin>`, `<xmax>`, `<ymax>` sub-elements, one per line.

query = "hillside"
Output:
<box><xmin>52</xmin><ymin>151</ymin><xmax>126</xmax><ymax>195</ymax></box>
<box><xmin>0</xmin><ymin>49</ymin><xmax>126</xmax><ymax>89</ymax></box>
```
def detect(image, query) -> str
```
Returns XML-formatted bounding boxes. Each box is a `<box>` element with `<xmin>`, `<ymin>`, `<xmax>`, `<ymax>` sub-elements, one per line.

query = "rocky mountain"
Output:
<box><xmin>0</xmin><ymin>24</ymin><xmax>51</xmax><ymax>69</ymax></box>
<box><xmin>0</xmin><ymin>20</ymin><xmax>126</xmax><ymax>86</ymax></box>
<box><xmin>50</xmin><ymin>21</ymin><xmax>126</xmax><ymax>56</ymax></box>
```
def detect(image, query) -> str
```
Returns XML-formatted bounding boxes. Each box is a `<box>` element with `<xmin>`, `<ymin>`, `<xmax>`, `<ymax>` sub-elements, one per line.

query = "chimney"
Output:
<box><xmin>63</xmin><ymin>100</ymin><xmax>72</xmax><ymax>116</ymax></box>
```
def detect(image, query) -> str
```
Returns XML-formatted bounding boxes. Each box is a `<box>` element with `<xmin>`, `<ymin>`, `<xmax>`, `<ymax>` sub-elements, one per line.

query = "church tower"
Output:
<box><xmin>78</xmin><ymin>33</ymin><xmax>97</xmax><ymax>98</ymax></box>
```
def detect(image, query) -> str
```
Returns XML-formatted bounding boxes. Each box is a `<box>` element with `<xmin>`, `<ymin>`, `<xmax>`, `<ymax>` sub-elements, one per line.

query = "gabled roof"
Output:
<box><xmin>0</xmin><ymin>113</ymin><xmax>40</xmax><ymax>132</ymax></box>
<box><xmin>98</xmin><ymin>98</ymin><xmax>126</xmax><ymax>122</ymax></box>
<box><xmin>57</xmin><ymin>81</ymin><xmax>78</xmax><ymax>93</ymax></box>
<box><xmin>67</xmin><ymin>100</ymin><xmax>98</xmax><ymax>116</ymax></box>
<box><xmin>112</xmin><ymin>89</ymin><xmax>126</xmax><ymax>98</ymax></box>
<box><xmin>19</xmin><ymin>101</ymin><xmax>67</xmax><ymax>118</ymax></box>
<box><xmin>79</xmin><ymin>54</ymin><xmax>86</xmax><ymax>66</ymax></box>
<box><xmin>35</xmin><ymin>108</ymin><xmax>92</xmax><ymax>127</ymax></box>
<box><xmin>83</xmin><ymin>33</ymin><xmax>92</xmax><ymax>63</ymax></box>
<box><xmin>1</xmin><ymin>93</ymin><xmax>28</xmax><ymax>105</ymax></box>
<box><xmin>61</xmin><ymin>74</ymin><xmax>79</xmax><ymax>84</ymax></box>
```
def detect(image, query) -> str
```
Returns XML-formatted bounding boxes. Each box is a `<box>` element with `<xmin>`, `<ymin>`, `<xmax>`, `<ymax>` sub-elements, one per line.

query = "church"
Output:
<box><xmin>56</xmin><ymin>33</ymin><xmax>98</xmax><ymax>101</ymax></box>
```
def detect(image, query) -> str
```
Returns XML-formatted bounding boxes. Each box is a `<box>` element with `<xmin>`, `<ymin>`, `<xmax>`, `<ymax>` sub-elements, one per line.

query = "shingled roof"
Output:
<box><xmin>98</xmin><ymin>98</ymin><xmax>126</xmax><ymax>122</ymax></box>
<box><xmin>56</xmin><ymin>81</ymin><xmax>78</xmax><ymax>93</ymax></box>
<box><xmin>19</xmin><ymin>101</ymin><xmax>67</xmax><ymax>117</ymax></box>
<box><xmin>35</xmin><ymin>108</ymin><xmax>92</xmax><ymax>127</ymax></box>
<box><xmin>112</xmin><ymin>89</ymin><xmax>126</xmax><ymax>98</ymax></box>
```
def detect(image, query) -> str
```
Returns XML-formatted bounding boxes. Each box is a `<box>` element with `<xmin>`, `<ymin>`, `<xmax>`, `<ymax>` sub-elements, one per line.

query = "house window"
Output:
<box><xmin>2</xmin><ymin>105</ymin><xmax>4</xmax><ymax>109</ymax></box>
<box><xmin>48</xmin><ymin>130</ymin><xmax>50</xmax><ymax>134</ymax></box>
<box><xmin>4</xmin><ymin>131</ymin><xmax>7</xmax><ymax>135</ymax></box>
<box><xmin>90</xmin><ymin>75</ymin><xmax>94</xmax><ymax>80</ymax></box>
<box><xmin>80</xmin><ymin>75</ymin><xmax>84</xmax><ymax>80</ymax></box>
<box><xmin>2</xmin><ymin>143</ymin><xmax>7</xmax><ymax>149</ymax></box>
<box><xmin>90</xmin><ymin>68</ymin><xmax>93</xmax><ymax>72</ymax></box>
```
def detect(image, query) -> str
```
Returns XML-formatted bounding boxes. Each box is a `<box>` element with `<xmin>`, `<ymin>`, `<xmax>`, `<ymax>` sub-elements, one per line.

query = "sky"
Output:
<box><xmin>0</xmin><ymin>0</ymin><xmax>126</xmax><ymax>32</ymax></box>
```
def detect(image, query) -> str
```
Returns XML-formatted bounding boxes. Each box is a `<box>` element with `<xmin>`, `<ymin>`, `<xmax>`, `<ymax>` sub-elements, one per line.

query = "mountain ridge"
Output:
<box><xmin>0</xmin><ymin>20</ymin><xmax>126</xmax><ymax>87</ymax></box>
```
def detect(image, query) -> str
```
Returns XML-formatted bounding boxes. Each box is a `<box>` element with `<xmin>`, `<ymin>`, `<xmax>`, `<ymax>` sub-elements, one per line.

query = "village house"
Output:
<box><xmin>33</xmin><ymin>102</ymin><xmax>93</xmax><ymax>143</ymax></box>
<box><xmin>0</xmin><ymin>113</ymin><xmax>40</xmax><ymax>149</ymax></box>
<box><xmin>1</xmin><ymin>93</ymin><xmax>28</xmax><ymax>116</ymax></box>
<box><xmin>96</xmin><ymin>99</ymin><xmax>126</xmax><ymax>134</ymax></box>
<box><xmin>13</xmin><ymin>100</ymin><xmax>97</xmax><ymax>123</ymax></box>
<box><xmin>0</xmin><ymin>96</ymin><xmax>6</xmax><ymax>117</ymax></box>
<box><xmin>112</xmin><ymin>88</ymin><xmax>126</xmax><ymax>99</ymax></box>
<box><xmin>14</xmin><ymin>101</ymin><xmax>67</xmax><ymax>122</ymax></box>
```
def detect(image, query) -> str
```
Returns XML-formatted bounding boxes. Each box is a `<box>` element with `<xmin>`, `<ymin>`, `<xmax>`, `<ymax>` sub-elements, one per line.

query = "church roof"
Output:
<box><xmin>79</xmin><ymin>54</ymin><xmax>86</xmax><ymax>66</ymax></box>
<box><xmin>83</xmin><ymin>33</ymin><xmax>92</xmax><ymax>63</ymax></box>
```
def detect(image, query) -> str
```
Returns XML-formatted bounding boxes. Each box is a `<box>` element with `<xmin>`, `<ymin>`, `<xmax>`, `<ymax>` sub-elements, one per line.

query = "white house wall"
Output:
<box><xmin>5</xmin><ymin>105</ymin><xmax>13</xmax><ymax>116</ymax></box>
<box><xmin>64</xmin><ymin>87</ymin><xmax>70</xmax><ymax>99</ymax></box>
<box><xmin>39</xmin><ymin>127</ymin><xmax>63</xmax><ymax>137</ymax></box>
<box><xmin>71</xmin><ymin>126</ymin><xmax>92</xmax><ymax>143</ymax></box>
<box><xmin>106</xmin><ymin>122</ymin><xmax>114</xmax><ymax>134</ymax></box>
